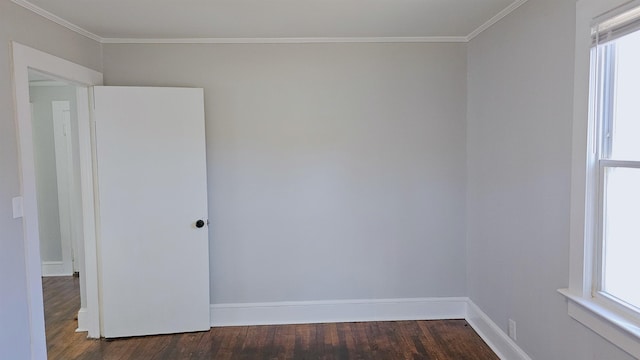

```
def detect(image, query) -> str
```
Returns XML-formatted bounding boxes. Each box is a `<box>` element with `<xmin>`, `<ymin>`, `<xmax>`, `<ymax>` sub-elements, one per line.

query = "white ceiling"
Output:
<box><xmin>15</xmin><ymin>0</ymin><xmax>526</xmax><ymax>41</ymax></box>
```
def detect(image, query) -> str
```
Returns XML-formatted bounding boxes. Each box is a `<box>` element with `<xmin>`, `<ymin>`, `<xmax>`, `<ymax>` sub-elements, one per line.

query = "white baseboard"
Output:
<box><xmin>466</xmin><ymin>300</ymin><xmax>532</xmax><ymax>360</ymax></box>
<box><xmin>76</xmin><ymin>308</ymin><xmax>88</xmax><ymax>332</ymax></box>
<box><xmin>210</xmin><ymin>297</ymin><xmax>531</xmax><ymax>360</ymax></box>
<box><xmin>41</xmin><ymin>261</ymin><xmax>72</xmax><ymax>277</ymax></box>
<box><xmin>211</xmin><ymin>297</ymin><xmax>467</xmax><ymax>327</ymax></box>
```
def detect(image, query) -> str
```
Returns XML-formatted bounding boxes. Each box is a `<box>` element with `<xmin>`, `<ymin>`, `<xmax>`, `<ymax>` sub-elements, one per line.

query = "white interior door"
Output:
<box><xmin>93</xmin><ymin>86</ymin><xmax>210</xmax><ymax>338</ymax></box>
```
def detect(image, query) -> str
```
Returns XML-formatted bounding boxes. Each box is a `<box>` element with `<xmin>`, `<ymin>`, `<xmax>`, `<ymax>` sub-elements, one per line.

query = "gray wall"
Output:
<box><xmin>466</xmin><ymin>0</ymin><xmax>635</xmax><ymax>359</ymax></box>
<box><xmin>0</xmin><ymin>0</ymin><xmax>101</xmax><ymax>358</ymax></box>
<box><xmin>102</xmin><ymin>42</ymin><xmax>468</xmax><ymax>304</ymax></box>
<box><xmin>29</xmin><ymin>84</ymin><xmax>80</xmax><ymax>263</ymax></box>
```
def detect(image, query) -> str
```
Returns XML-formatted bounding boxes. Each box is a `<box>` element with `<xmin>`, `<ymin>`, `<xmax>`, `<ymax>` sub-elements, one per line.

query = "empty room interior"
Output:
<box><xmin>2</xmin><ymin>0</ymin><xmax>640</xmax><ymax>359</ymax></box>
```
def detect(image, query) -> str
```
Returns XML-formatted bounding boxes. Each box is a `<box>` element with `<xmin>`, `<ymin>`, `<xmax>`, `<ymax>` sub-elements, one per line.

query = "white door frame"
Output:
<box><xmin>11</xmin><ymin>42</ymin><xmax>103</xmax><ymax>359</ymax></box>
<box><xmin>52</xmin><ymin>100</ymin><xmax>75</xmax><ymax>276</ymax></box>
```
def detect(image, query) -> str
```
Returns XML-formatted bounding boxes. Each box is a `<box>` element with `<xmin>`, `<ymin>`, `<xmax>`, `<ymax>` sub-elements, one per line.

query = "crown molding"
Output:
<box><xmin>100</xmin><ymin>36</ymin><xmax>468</xmax><ymax>44</ymax></box>
<box><xmin>466</xmin><ymin>0</ymin><xmax>529</xmax><ymax>41</ymax></box>
<box><xmin>11</xmin><ymin>0</ymin><xmax>102</xmax><ymax>42</ymax></box>
<box><xmin>12</xmin><ymin>0</ymin><xmax>529</xmax><ymax>45</ymax></box>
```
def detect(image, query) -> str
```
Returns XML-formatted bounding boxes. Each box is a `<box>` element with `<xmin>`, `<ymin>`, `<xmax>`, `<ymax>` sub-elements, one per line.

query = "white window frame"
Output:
<box><xmin>560</xmin><ymin>0</ymin><xmax>640</xmax><ymax>357</ymax></box>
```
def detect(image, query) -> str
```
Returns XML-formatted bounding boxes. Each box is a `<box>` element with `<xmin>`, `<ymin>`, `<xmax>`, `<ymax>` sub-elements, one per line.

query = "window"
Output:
<box><xmin>561</xmin><ymin>0</ymin><xmax>640</xmax><ymax>357</ymax></box>
<box><xmin>593</xmin><ymin>18</ymin><xmax>640</xmax><ymax>318</ymax></box>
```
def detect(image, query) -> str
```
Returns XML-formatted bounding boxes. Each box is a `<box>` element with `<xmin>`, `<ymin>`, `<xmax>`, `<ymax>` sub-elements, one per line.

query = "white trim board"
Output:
<box><xmin>100</xmin><ymin>37</ymin><xmax>468</xmax><ymax>44</ymax></box>
<box><xmin>41</xmin><ymin>261</ymin><xmax>71</xmax><ymax>277</ymax></box>
<box><xmin>211</xmin><ymin>297</ymin><xmax>468</xmax><ymax>327</ymax></box>
<box><xmin>11</xmin><ymin>0</ymin><xmax>529</xmax><ymax>44</ymax></box>
<box><xmin>77</xmin><ymin>307</ymin><xmax>88</xmax><ymax>333</ymax></box>
<box><xmin>10</xmin><ymin>0</ymin><xmax>101</xmax><ymax>42</ymax></box>
<box><xmin>11</xmin><ymin>42</ymin><xmax>103</xmax><ymax>360</ymax></box>
<box><xmin>466</xmin><ymin>0</ymin><xmax>529</xmax><ymax>40</ymax></box>
<box><xmin>466</xmin><ymin>301</ymin><xmax>533</xmax><ymax>360</ymax></box>
<box><xmin>210</xmin><ymin>297</ymin><xmax>531</xmax><ymax>360</ymax></box>
<box><xmin>559</xmin><ymin>289</ymin><xmax>640</xmax><ymax>358</ymax></box>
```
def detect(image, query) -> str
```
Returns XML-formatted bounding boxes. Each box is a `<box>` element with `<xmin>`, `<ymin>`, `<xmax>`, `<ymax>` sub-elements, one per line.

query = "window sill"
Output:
<box><xmin>558</xmin><ymin>288</ymin><xmax>640</xmax><ymax>357</ymax></box>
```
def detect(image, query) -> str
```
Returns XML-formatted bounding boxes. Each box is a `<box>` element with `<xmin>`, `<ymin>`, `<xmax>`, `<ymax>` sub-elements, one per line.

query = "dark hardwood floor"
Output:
<box><xmin>43</xmin><ymin>276</ymin><xmax>499</xmax><ymax>359</ymax></box>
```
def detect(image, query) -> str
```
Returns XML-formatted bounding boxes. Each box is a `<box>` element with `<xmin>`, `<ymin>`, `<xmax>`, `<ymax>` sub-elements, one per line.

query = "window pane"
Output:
<box><xmin>610</xmin><ymin>31</ymin><xmax>640</xmax><ymax>161</ymax></box>
<box><xmin>602</xmin><ymin>167</ymin><xmax>640</xmax><ymax>309</ymax></box>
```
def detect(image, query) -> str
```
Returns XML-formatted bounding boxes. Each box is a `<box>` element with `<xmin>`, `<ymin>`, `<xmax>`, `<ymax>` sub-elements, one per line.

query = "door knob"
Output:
<box><xmin>195</xmin><ymin>219</ymin><xmax>205</xmax><ymax>228</ymax></box>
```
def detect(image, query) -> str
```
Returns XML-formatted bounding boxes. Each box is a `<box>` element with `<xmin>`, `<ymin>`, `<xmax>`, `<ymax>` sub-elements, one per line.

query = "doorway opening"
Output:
<box><xmin>29</xmin><ymin>71</ymin><xmax>82</xmax><ymax>277</ymax></box>
<box><xmin>28</xmin><ymin>70</ymin><xmax>87</xmax><ymax>353</ymax></box>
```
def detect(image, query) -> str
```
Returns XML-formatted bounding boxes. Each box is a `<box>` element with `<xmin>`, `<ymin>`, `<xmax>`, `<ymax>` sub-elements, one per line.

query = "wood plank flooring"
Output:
<box><xmin>43</xmin><ymin>276</ymin><xmax>498</xmax><ymax>359</ymax></box>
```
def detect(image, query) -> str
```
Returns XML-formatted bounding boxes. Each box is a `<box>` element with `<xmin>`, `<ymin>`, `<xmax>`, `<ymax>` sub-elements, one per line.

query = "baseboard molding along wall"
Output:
<box><xmin>76</xmin><ymin>307</ymin><xmax>88</xmax><ymax>332</ymax></box>
<box><xmin>41</xmin><ymin>261</ymin><xmax>72</xmax><ymax>277</ymax></box>
<box><xmin>210</xmin><ymin>297</ymin><xmax>531</xmax><ymax>360</ymax></box>
<box><xmin>211</xmin><ymin>297</ymin><xmax>467</xmax><ymax>327</ymax></box>
<box><xmin>466</xmin><ymin>300</ymin><xmax>533</xmax><ymax>360</ymax></box>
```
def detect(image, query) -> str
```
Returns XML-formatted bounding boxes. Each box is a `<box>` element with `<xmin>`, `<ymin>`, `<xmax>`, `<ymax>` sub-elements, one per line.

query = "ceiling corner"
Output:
<box><xmin>12</xmin><ymin>0</ymin><xmax>529</xmax><ymax>45</ymax></box>
<box><xmin>11</xmin><ymin>0</ymin><xmax>103</xmax><ymax>43</ymax></box>
<box><xmin>466</xmin><ymin>0</ymin><xmax>530</xmax><ymax>41</ymax></box>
